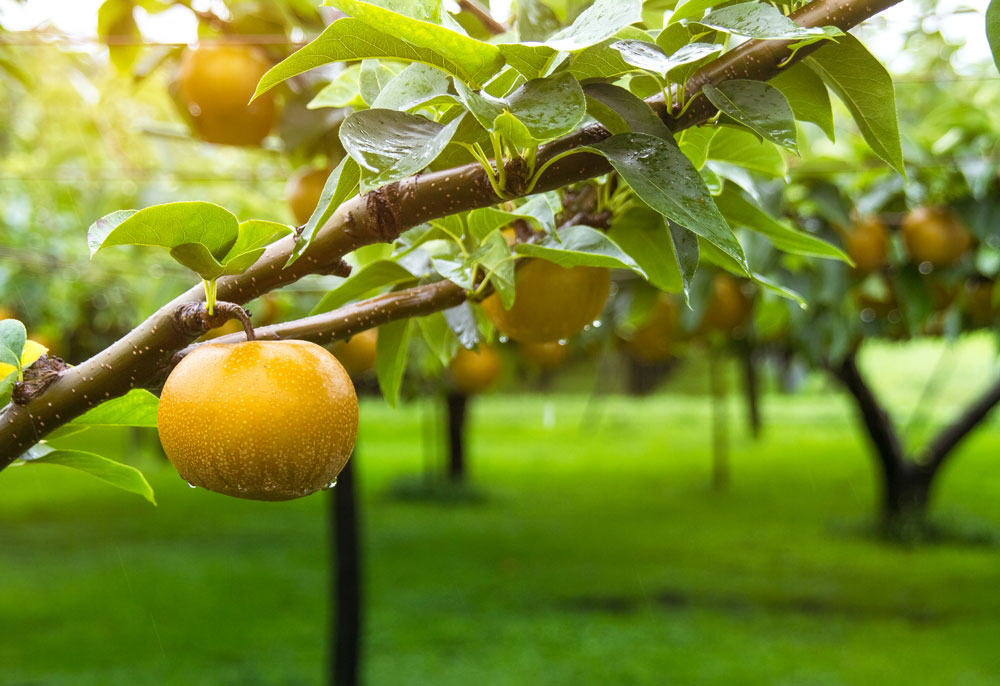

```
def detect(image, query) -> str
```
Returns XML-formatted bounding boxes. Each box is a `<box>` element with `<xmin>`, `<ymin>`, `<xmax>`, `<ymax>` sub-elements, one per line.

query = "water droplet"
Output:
<box><xmin>498</xmin><ymin>335</ymin><xmax>509</xmax><ymax>343</ymax></box>
<box><xmin>187</xmin><ymin>482</ymin><xmax>197</xmax><ymax>489</ymax></box>
<box><xmin>557</xmin><ymin>339</ymin><xmax>568</xmax><ymax>345</ymax></box>
<box><xmin>860</xmin><ymin>308</ymin><xmax>876</xmax><ymax>323</ymax></box>
<box><xmin>918</xmin><ymin>261</ymin><xmax>933</xmax><ymax>275</ymax></box>
<box><xmin>325</xmin><ymin>478</ymin><xmax>338</xmax><ymax>490</ymax></box>
<box><xmin>592</xmin><ymin>320</ymin><xmax>602</xmax><ymax>328</ymax></box>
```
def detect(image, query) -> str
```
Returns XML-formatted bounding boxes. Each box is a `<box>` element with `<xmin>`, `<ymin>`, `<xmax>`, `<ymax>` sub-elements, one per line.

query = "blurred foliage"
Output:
<box><xmin>0</xmin><ymin>1</ymin><xmax>334</xmax><ymax>360</ymax></box>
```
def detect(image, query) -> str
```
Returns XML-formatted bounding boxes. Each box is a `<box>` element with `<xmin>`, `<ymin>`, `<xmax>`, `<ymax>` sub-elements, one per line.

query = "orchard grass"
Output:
<box><xmin>2</xmin><ymin>338</ymin><xmax>1000</xmax><ymax>685</ymax></box>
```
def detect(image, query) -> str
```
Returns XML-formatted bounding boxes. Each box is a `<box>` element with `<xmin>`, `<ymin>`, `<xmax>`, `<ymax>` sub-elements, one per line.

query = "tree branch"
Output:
<box><xmin>832</xmin><ymin>349</ymin><xmax>906</xmax><ymax>474</ymax></box>
<box><xmin>174</xmin><ymin>280</ymin><xmax>467</xmax><ymax>361</ymax></box>
<box><xmin>0</xmin><ymin>0</ymin><xmax>904</xmax><ymax>470</ymax></box>
<box><xmin>457</xmin><ymin>0</ymin><xmax>508</xmax><ymax>36</ymax></box>
<box><xmin>921</xmin><ymin>375</ymin><xmax>1000</xmax><ymax>473</ymax></box>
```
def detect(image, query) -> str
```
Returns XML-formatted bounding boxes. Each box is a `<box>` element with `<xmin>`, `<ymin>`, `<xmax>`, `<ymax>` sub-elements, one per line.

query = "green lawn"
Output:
<box><xmin>3</xmin><ymin>339</ymin><xmax>1000</xmax><ymax>685</ymax></box>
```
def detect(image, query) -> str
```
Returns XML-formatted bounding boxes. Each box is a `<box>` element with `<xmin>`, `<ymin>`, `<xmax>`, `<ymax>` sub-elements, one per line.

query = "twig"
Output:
<box><xmin>457</xmin><ymin>0</ymin><xmax>508</xmax><ymax>35</ymax></box>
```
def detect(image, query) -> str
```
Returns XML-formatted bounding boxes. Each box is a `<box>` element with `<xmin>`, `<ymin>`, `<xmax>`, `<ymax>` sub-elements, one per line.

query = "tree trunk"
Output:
<box><xmin>330</xmin><ymin>457</ymin><xmax>362</xmax><ymax>686</ymax></box>
<box><xmin>446</xmin><ymin>392</ymin><xmax>468</xmax><ymax>483</ymax></box>
<box><xmin>708</xmin><ymin>348</ymin><xmax>729</xmax><ymax>490</ymax></box>
<box><xmin>625</xmin><ymin>356</ymin><xmax>677</xmax><ymax>395</ymax></box>
<box><xmin>881</xmin><ymin>462</ymin><xmax>933</xmax><ymax>539</ymax></box>
<box><xmin>740</xmin><ymin>344</ymin><xmax>762</xmax><ymax>439</ymax></box>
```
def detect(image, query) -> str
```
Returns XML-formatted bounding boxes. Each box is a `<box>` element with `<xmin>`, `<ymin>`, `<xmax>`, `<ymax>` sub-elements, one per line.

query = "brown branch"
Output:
<box><xmin>457</xmin><ymin>0</ymin><xmax>508</xmax><ymax>36</ymax></box>
<box><xmin>175</xmin><ymin>280</ymin><xmax>467</xmax><ymax>358</ymax></box>
<box><xmin>921</xmin><ymin>376</ymin><xmax>1000</xmax><ymax>472</ymax></box>
<box><xmin>0</xmin><ymin>0</ymin><xmax>904</xmax><ymax>470</ymax></box>
<box><xmin>831</xmin><ymin>350</ymin><xmax>906</xmax><ymax>474</ymax></box>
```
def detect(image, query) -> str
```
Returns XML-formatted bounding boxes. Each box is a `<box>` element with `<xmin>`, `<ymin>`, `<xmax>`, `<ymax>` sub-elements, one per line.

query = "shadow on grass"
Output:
<box><xmin>563</xmin><ymin>587</ymin><xmax>949</xmax><ymax>625</ymax></box>
<box><xmin>383</xmin><ymin>474</ymin><xmax>489</xmax><ymax>505</ymax></box>
<box><xmin>827</xmin><ymin>508</ymin><xmax>1000</xmax><ymax>547</ymax></box>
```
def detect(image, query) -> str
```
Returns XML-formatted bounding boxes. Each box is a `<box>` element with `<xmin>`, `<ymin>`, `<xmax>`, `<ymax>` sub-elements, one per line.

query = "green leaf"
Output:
<box><xmin>610</xmin><ymin>40</ymin><xmax>722</xmax><ymax>80</ymax></box>
<box><xmin>702</xmin><ymin>80</ymin><xmax>798</xmax><ymax>153</ymax></box>
<box><xmin>515</xmin><ymin>225</ymin><xmax>645</xmax><ymax>277</ymax></box>
<box><xmin>458</xmin><ymin>73</ymin><xmax>586</xmax><ymax>147</ymax></box>
<box><xmin>694</xmin><ymin>2</ymin><xmax>843</xmax><ymax>41</ymax></box>
<box><xmin>678</xmin><ymin>126</ymin><xmax>717</xmax><ymax>169</ymax></box>
<box><xmin>668</xmin><ymin>220</ymin><xmax>700</xmax><ymax>302</ymax></box>
<box><xmin>340</xmin><ymin>110</ymin><xmax>464</xmax><ymax>192</ymax></box>
<box><xmin>112</xmin><ymin>213</ymin><xmax>287</xmax><ymax>281</ymax></box>
<box><xmin>221</xmin><ymin>221</ymin><xmax>293</xmax><ymax>276</ymax></box>
<box><xmin>546</xmin><ymin>0</ymin><xmax>643</xmax><ymax>52</ymax></box>
<box><xmin>65</xmin><ymin>389</ymin><xmax>160</xmax><ymax>428</ymax></box>
<box><xmin>254</xmin><ymin>18</ymin><xmax>495</xmax><ymax>101</ymax></box>
<box><xmin>0</xmin><ymin>319</ymin><xmax>26</xmax><ymax>371</ymax></box>
<box><xmin>989</xmin><ymin>0</ymin><xmax>1000</xmax><ymax>75</ymax></box>
<box><xmin>498</xmin><ymin>0</ymin><xmax>643</xmax><ymax>78</ymax></box>
<box><xmin>483</xmin><ymin>67</ymin><xmax>524</xmax><ymax>98</ymax></box>
<box><xmin>416</xmin><ymin>312</ymin><xmax>459</xmax><ymax>367</ymax></box>
<box><xmin>20</xmin><ymin>446</ymin><xmax>156</xmax><ymax>505</ymax></box>
<box><xmin>496</xmin><ymin>43</ymin><xmax>558</xmax><ymax>80</ymax></box>
<box><xmin>312</xmin><ymin>260</ymin><xmax>417</xmax><ymax>315</ymax></box>
<box><xmin>770</xmin><ymin>62</ymin><xmax>834</xmax><ymax>141</ymax></box>
<box><xmin>371</xmin><ymin>62</ymin><xmax>452</xmax><ymax>111</ymax></box>
<box><xmin>715</xmin><ymin>185</ymin><xmax>849</xmax><ymax>261</ymax></box>
<box><xmin>569</xmin><ymin>26</ymin><xmax>654</xmax><ymax>81</ymax></box>
<box><xmin>698</xmin><ymin>240</ymin><xmax>805</xmax><ymax>307</ymax></box>
<box><xmin>289</xmin><ymin>159</ymin><xmax>362</xmax><ymax>266</ymax></box>
<box><xmin>466</xmin><ymin>196</ymin><xmax>556</xmax><ymax>242</ymax></box>
<box><xmin>707</xmin><ymin>127</ymin><xmax>786</xmax><ymax>177</ymax></box>
<box><xmin>375</xmin><ymin>318</ymin><xmax>412</xmax><ymax>408</ymax></box>
<box><xmin>88</xmin><ymin>202</ymin><xmax>246</xmax><ymax>280</ymax></box>
<box><xmin>443</xmin><ymin>302</ymin><xmax>480</xmax><ymax>349</ymax></box>
<box><xmin>325</xmin><ymin>0</ymin><xmax>503</xmax><ymax>87</ymax></box>
<box><xmin>89</xmin><ymin>201</ymin><xmax>237</xmax><ymax>259</ymax></box>
<box><xmin>308</xmin><ymin>64</ymin><xmax>365</xmax><ymax>109</ymax></box>
<box><xmin>492</xmin><ymin>73</ymin><xmax>586</xmax><ymax>147</ymax></box>
<box><xmin>580</xmin><ymin>133</ymin><xmax>747</xmax><ymax>272</ymax></box>
<box><xmin>0</xmin><ymin>371</ymin><xmax>16</xmax><ymax>407</ymax></box>
<box><xmin>669</xmin><ymin>0</ymin><xmax>720</xmax><ymax>24</ymax></box>
<box><xmin>804</xmin><ymin>34</ymin><xmax>904</xmax><ymax>175</ymax></box>
<box><xmin>476</xmin><ymin>231</ymin><xmax>517</xmax><ymax>308</ymax></box>
<box><xmin>454</xmin><ymin>79</ymin><xmax>506</xmax><ymax>129</ymax></box>
<box><xmin>607</xmin><ymin>207</ymin><xmax>682</xmax><ymax>292</ymax></box>
<box><xmin>359</xmin><ymin>59</ymin><xmax>399</xmax><ymax>106</ymax></box>
<box><xmin>98</xmin><ymin>0</ymin><xmax>140</xmax><ymax>74</ymax></box>
<box><xmin>582</xmin><ymin>82</ymin><xmax>673</xmax><ymax>140</ymax></box>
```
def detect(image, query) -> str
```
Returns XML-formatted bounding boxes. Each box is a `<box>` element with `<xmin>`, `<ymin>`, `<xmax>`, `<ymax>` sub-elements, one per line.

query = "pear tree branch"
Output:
<box><xmin>0</xmin><ymin>0</ymin><xmax>903</xmax><ymax>470</ymax></box>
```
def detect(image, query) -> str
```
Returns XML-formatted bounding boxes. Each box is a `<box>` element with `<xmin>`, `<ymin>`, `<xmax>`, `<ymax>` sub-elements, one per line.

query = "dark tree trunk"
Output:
<box><xmin>625</xmin><ymin>356</ymin><xmax>677</xmax><ymax>396</ymax></box>
<box><xmin>329</xmin><ymin>457</ymin><xmax>361</xmax><ymax>686</ymax></box>
<box><xmin>446</xmin><ymin>392</ymin><xmax>468</xmax><ymax>483</ymax></box>
<box><xmin>881</xmin><ymin>462</ymin><xmax>933</xmax><ymax>537</ymax></box>
<box><xmin>740</xmin><ymin>344</ymin><xmax>762</xmax><ymax>439</ymax></box>
<box><xmin>708</xmin><ymin>348</ymin><xmax>729</xmax><ymax>490</ymax></box>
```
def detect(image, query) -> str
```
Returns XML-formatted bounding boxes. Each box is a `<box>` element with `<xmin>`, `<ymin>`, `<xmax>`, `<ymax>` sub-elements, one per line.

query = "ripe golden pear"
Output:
<box><xmin>482</xmin><ymin>260</ymin><xmax>610</xmax><ymax>343</ymax></box>
<box><xmin>177</xmin><ymin>45</ymin><xmax>277</xmax><ymax>146</ymax></box>
<box><xmin>332</xmin><ymin>329</ymin><xmax>378</xmax><ymax>378</ymax></box>
<box><xmin>900</xmin><ymin>207</ymin><xmax>971</xmax><ymax>267</ymax></box>
<box><xmin>449</xmin><ymin>344</ymin><xmax>502</xmax><ymax>394</ymax></box>
<box><xmin>157</xmin><ymin>340</ymin><xmax>358</xmax><ymax>501</ymax></box>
